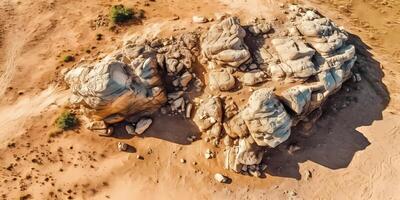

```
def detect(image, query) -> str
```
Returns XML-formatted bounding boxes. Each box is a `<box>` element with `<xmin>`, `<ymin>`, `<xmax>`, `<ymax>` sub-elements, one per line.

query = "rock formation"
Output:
<box><xmin>64</xmin><ymin>4</ymin><xmax>359</xmax><ymax>177</ymax></box>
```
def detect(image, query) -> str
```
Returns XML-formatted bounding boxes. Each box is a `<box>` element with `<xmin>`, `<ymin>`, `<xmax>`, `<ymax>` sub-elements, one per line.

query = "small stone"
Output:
<box><xmin>287</xmin><ymin>190</ymin><xmax>297</xmax><ymax>197</ymax></box>
<box><xmin>355</xmin><ymin>73</ymin><xmax>362</xmax><ymax>82</ymax></box>
<box><xmin>117</xmin><ymin>142</ymin><xmax>128</xmax><ymax>152</ymax></box>
<box><xmin>223</xmin><ymin>135</ymin><xmax>233</xmax><ymax>146</ymax></box>
<box><xmin>192</xmin><ymin>15</ymin><xmax>208</xmax><ymax>23</ymax></box>
<box><xmin>304</xmin><ymin>169</ymin><xmax>312</xmax><ymax>180</ymax></box>
<box><xmin>136</xmin><ymin>155</ymin><xmax>144</xmax><ymax>160</ymax></box>
<box><xmin>249</xmin><ymin>64</ymin><xmax>258</xmax><ymax>70</ymax></box>
<box><xmin>125</xmin><ymin>124</ymin><xmax>135</xmax><ymax>135</ymax></box>
<box><xmin>135</xmin><ymin>118</ymin><xmax>153</xmax><ymax>135</ymax></box>
<box><xmin>214</xmin><ymin>173</ymin><xmax>228</xmax><ymax>183</ymax></box>
<box><xmin>180</xmin><ymin>158</ymin><xmax>186</xmax><ymax>163</ymax></box>
<box><xmin>288</xmin><ymin>144</ymin><xmax>301</xmax><ymax>154</ymax></box>
<box><xmin>249</xmin><ymin>169</ymin><xmax>261</xmax><ymax>177</ymax></box>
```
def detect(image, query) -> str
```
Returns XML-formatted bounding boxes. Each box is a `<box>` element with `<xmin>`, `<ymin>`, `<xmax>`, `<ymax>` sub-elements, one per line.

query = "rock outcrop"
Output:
<box><xmin>65</xmin><ymin>54</ymin><xmax>167</xmax><ymax>121</ymax></box>
<box><xmin>64</xmin><ymin>4</ymin><xmax>361</xmax><ymax>177</ymax></box>
<box><xmin>201</xmin><ymin>17</ymin><xmax>251</xmax><ymax>68</ymax></box>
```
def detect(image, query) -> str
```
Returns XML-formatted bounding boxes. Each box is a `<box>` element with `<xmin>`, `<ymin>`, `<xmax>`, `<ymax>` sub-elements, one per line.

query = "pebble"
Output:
<box><xmin>192</xmin><ymin>15</ymin><xmax>208</xmax><ymax>23</ymax></box>
<box><xmin>214</xmin><ymin>173</ymin><xmax>228</xmax><ymax>183</ymax></box>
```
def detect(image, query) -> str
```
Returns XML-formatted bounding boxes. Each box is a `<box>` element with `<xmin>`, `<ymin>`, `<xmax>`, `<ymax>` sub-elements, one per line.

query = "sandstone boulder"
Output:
<box><xmin>65</xmin><ymin>53</ymin><xmax>167</xmax><ymax>122</ymax></box>
<box><xmin>242</xmin><ymin>71</ymin><xmax>268</xmax><ymax>86</ymax></box>
<box><xmin>201</xmin><ymin>17</ymin><xmax>251</xmax><ymax>68</ymax></box>
<box><xmin>241</xmin><ymin>88</ymin><xmax>292</xmax><ymax>148</ymax></box>
<box><xmin>208</xmin><ymin>69</ymin><xmax>236</xmax><ymax>91</ymax></box>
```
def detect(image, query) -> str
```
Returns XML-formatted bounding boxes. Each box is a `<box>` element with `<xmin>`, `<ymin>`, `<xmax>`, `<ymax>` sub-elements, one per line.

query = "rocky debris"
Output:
<box><xmin>204</xmin><ymin>149</ymin><xmax>215</xmax><ymax>159</ymax></box>
<box><xmin>117</xmin><ymin>142</ymin><xmax>128</xmax><ymax>152</ymax></box>
<box><xmin>192</xmin><ymin>15</ymin><xmax>208</xmax><ymax>23</ymax></box>
<box><xmin>135</xmin><ymin>118</ymin><xmax>152</xmax><ymax>135</ymax></box>
<box><xmin>201</xmin><ymin>17</ymin><xmax>251</xmax><ymax>68</ymax></box>
<box><xmin>236</xmin><ymin>138</ymin><xmax>263</xmax><ymax>166</ymax></box>
<box><xmin>214</xmin><ymin>173</ymin><xmax>229</xmax><ymax>183</ymax></box>
<box><xmin>179</xmin><ymin>71</ymin><xmax>193</xmax><ymax>87</ymax></box>
<box><xmin>185</xmin><ymin>103</ymin><xmax>193</xmax><ymax>118</ymax></box>
<box><xmin>87</xmin><ymin>120</ymin><xmax>107</xmax><ymax>130</ymax></box>
<box><xmin>186</xmin><ymin>135</ymin><xmax>197</xmax><ymax>142</ymax></box>
<box><xmin>247</xmin><ymin>18</ymin><xmax>272</xmax><ymax>36</ymax></box>
<box><xmin>242</xmin><ymin>70</ymin><xmax>268</xmax><ymax>86</ymax></box>
<box><xmin>223</xmin><ymin>115</ymin><xmax>249</xmax><ymax>139</ymax></box>
<box><xmin>224</xmin><ymin>137</ymin><xmax>265</xmax><ymax>173</ymax></box>
<box><xmin>241</xmin><ymin>88</ymin><xmax>292</xmax><ymax>148</ymax></box>
<box><xmin>125</xmin><ymin>124</ymin><xmax>136</xmax><ymax>135</ymax></box>
<box><xmin>208</xmin><ymin>69</ymin><xmax>236</xmax><ymax>91</ymax></box>
<box><xmin>86</xmin><ymin>120</ymin><xmax>114</xmax><ymax>136</ymax></box>
<box><xmin>193</xmin><ymin>97</ymin><xmax>223</xmax><ymax>139</ymax></box>
<box><xmin>223</xmin><ymin>98</ymin><xmax>238</xmax><ymax>119</ymax></box>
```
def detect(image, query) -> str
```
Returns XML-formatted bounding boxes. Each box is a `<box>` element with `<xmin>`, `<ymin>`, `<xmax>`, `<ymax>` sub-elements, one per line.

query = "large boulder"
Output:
<box><xmin>208</xmin><ymin>69</ymin><xmax>236</xmax><ymax>91</ymax></box>
<box><xmin>65</xmin><ymin>51</ymin><xmax>167</xmax><ymax>121</ymax></box>
<box><xmin>201</xmin><ymin>17</ymin><xmax>251</xmax><ymax>68</ymax></box>
<box><xmin>241</xmin><ymin>88</ymin><xmax>292</xmax><ymax>148</ymax></box>
<box><xmin>268</xmin><ymin>38</ymin><xmax>316</xmax><ymax>79</ymax></box>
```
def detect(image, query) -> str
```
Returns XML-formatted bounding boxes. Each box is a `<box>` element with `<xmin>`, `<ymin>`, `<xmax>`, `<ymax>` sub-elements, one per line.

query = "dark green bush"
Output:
<box><xmin>110</xmin><ymin>5</ymin><xmax>133</xmax><ymax>24</ymax></box>
<box><xmin>55</xmin><ymin>111</ymin><xmax>78</xmax><ymax>130</ymax></box>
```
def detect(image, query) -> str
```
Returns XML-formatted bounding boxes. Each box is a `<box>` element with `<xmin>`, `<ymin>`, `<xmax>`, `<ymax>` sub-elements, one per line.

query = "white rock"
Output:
<box><xmin>192</xmin><ymin>15</ymin><xmax>208</xmax><ymax>23</ymax></box>
<box><xmin>125</xmin><ymin>124</ymin><xmax>136</xmax><ymax>135</ymax></box>
<box><xmin>185</xmin><ymin>103</ymin><xmax>193</xmax><ymax>118</ymax></box>
<box><xmin>135</xmin><ymin>118</ymin><xmax>153</xmax><ymax>135</ymax></box>
<box><xmin>117</xmin><ymin>142</ymin><xmax>128</xmax><ymax>151</ymax></box>
<box><xmin>214</xmin><ymin>173</ymin><xmax>228</xmax><ymax>183</ymax></box>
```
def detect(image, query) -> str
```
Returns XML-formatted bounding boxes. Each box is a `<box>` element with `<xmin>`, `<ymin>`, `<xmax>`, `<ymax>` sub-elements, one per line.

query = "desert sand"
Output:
<box><xmin>0</xmin><ymin>0</ymin><xmax>400</xmax><ymax>199</ymax></box>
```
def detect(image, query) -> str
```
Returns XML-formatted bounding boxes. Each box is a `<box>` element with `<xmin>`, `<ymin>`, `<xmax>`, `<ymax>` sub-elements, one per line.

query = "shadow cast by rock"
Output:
<box><xmin>264</xmin><ymin>32</ymin><xmax>390</xmax><ymax>180</ymax></box>
<box><xmin>142</xmin><ymin>113</ymin><xmax>201</xmax><ymax>145</ymax></box>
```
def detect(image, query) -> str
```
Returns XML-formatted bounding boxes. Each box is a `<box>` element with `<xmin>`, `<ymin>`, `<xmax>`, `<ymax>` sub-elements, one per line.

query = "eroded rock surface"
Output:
<box><xmin>201</xmin><ymin>17</ymin><xmax>251</xmax><ymax>68</ymax></box>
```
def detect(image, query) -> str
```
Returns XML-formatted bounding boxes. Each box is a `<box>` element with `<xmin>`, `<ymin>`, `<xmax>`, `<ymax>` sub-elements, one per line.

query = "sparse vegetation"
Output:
<box><xmin>55</xmin><ymin>111</ymin><xmax>78</xmax><ymax>130</ymax></box>
<box><xmin>63</xmin><ymin>55</ymin><xmax>74</xmax><ymax>62</ymax></box>
<box><xmin>110</xmin><ymin>5</ymin><xmax>134</xmax><ymax>24</ymax></box>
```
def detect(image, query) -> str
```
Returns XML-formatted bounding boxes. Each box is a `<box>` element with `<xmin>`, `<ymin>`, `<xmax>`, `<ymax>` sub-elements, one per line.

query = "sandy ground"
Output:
<box><xmin>0</xmin><ymin>0</ymin><xmax>400</xmax><ymax>199</ymax></box>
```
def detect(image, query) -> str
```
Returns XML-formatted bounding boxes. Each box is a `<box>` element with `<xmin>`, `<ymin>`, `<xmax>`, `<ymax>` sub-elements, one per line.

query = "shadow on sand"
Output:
<box><xmin>264</xmin><ymin>33</ymin><xmax>390</xmax><ymax>180</ymax></box>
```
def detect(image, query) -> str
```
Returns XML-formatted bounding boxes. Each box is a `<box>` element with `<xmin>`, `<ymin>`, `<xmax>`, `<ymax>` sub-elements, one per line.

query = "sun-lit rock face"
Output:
<box><xmin>65</xmin><ymin>46</ymin><xmax>167</xmax><ymax>122</ymax></box>
<box><xmin>201</xmin><ymin>16</ymin><xmax>251</xmax><ymax>68</ymax></box>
